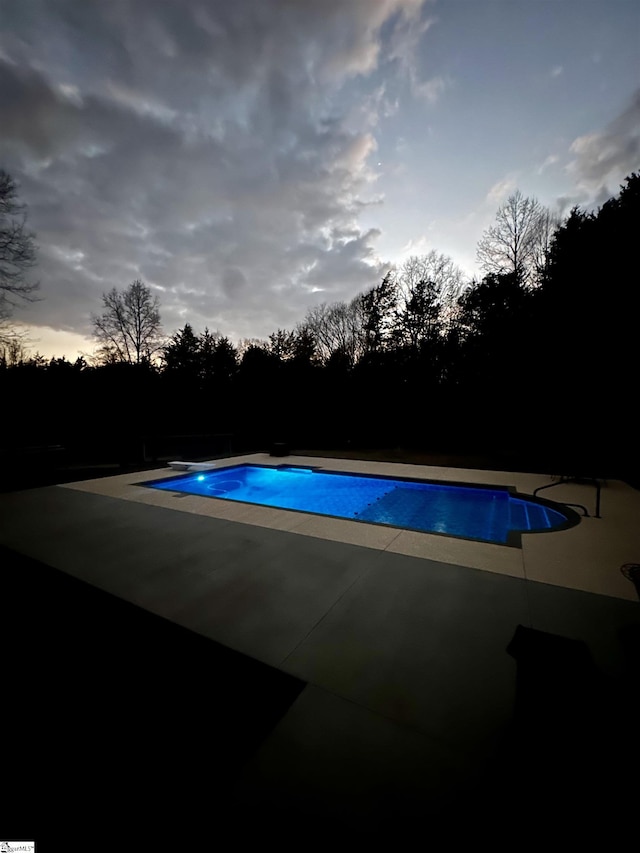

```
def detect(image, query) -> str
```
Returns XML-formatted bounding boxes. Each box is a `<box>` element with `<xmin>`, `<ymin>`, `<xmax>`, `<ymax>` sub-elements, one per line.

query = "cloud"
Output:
<box><xmin>384</xmin><ymin>8</ymin><xmax>447</xmax><ymax>106</ymax></box>
<box><xmin>537</xmin><ymin>154</ymin><xmax>559</xmax><ymax>175</ymax></box>
<box><xmin>413</xmin><ymin>74</ymin><xmax>449</xmax><ymax>105</ymax></box>
<box><xmin>346</xmin><ymin>83</ymin><xmax>399</xmax><ymax>132</ymax></box>
<box><xmin>550</xmin><ymin>65</ymin><xmax>563</xmax><ymax>78</ymax></box>
<box><xmin>0</xmin><ymin>0</ymin><xmax>432</xmax><ymax>346</ymax></box>
<box><xmin>485</xmin><ymin>175</ymin><xmax>518</xmax><ymax>205</ymax></box>
<box><xmin>567</xmin><ymin>89</ymin><xmax>640</xmax><ymax>202</ymax></box>
<box><xmin>400</xmin><ymin>233</ymin><xmax>433</xmax><ymax>254</ymax></box>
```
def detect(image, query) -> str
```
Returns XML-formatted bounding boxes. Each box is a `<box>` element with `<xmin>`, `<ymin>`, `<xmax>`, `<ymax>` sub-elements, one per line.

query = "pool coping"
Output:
<box><xmin>137</xmin><ymin>461</ymin><xmax>582</xmax><ymax>549</ymax></box>
<box><xmin>59</xmin><ymin>452</ymin><xmax>640</xmax><ymax>601</ymax></box>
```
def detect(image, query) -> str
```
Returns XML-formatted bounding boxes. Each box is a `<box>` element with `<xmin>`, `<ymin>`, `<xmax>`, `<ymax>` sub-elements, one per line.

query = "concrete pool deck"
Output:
<box><xmin>60</xmin><ymin>452</ymin><xmax>638</xmax><ymax>600</ymax></box>
<box><xmin>2</xmin><ymin>453</ymin><xmax>638</xmax><ymax>833</ymax></box>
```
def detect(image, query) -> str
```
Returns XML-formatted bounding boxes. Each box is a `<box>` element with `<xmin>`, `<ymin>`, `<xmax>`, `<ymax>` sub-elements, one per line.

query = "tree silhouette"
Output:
<box><xmin>163</xmin><ymin>323</ymin><xmax>201</xmax><ymax>376</ymax></box>
<box><xmin>393</xmin><ymin>277</ymin><xmax>442</xmax><ymax>349</ymax></box>
<box><xmin>457</xmin><ymin>271</ymin><xmax>531</xmax><ymax>341</ymax></box>
<box><xmin>356</xmin><ymin>273</ymin><xmax>396</xmax><ymax>354</ymax></box>
<box><xmin>290</xmin><ymin>326</ymin><xmax>318</xmax><ymax>366</ymax></box>
<box><xmin>533</xmin><ymin>172</ymin><xmax>640</xmax><ymax>470</ymax></box>
<box><xmin>304</xmin><ymin>300</ymin><xmax>361</xmax><ymax>365</ymax></box>
<box><xmin>268</xmin><ymin>329</ymin><xmax>296</xmax><ymax>361</ymax></box>
<box><xmin>477</xmin><ymin>191</ymin><xmax>551</xmax><ymax>286</ymax></box>
<box><xmin>3</xmin><ymin>173</ymin><xmax>639</xmax><ymax>483</ymax></box>
<box><xmin>0</xmin><ymin>170</ymin><xmax>39</xmax><ymax>344</ymax></box>
<box><xmin>92</xmin><ymin>279</ymin><xmax>163</xmax><ymax>364</ymax></box>
<box><xmin>206</xmin><ymin>334</ymin><xmax>238</xmax><ymax>385</ymax></box>
<box><xmin>0</xmin><ymin>335</ymin><xmax>30</xmax><ymax>367</ymax></box>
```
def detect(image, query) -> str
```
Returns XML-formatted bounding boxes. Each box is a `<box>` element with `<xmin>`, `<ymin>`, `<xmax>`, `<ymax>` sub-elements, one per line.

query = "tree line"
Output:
<box><xmin>1</xmin><ymin>170</ymin><xmax>638</xmax><ymax>479</ymax></box>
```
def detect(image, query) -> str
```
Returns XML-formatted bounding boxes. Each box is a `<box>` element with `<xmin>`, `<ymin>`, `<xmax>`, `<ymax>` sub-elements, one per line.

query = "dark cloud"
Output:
<box><xmin>567</xmin><ymin>88</ymin><xmax>640</xmax><ymax>204</ymax></box>
<box><xmin>221</xmin><ymin>266</ymin><xmax>247</xmax><ymax>296</ymax></box>
<box><xmin>0</xmin><ymin>0</ymin><xmax>429</xmax><ymax>343</ymax></box>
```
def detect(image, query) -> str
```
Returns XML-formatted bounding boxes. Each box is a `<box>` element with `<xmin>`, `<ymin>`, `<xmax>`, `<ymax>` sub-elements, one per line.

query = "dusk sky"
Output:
<box><xmin>1</xmin><ymin>0</ymin><xmax>638</xmax><ymax>359</ymax></box>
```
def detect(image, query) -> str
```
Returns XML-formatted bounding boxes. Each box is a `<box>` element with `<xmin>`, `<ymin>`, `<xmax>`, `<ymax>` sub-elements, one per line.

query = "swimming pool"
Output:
<box><xmin>142</xmin><ymin>464</ymin><xmax>579</xmax><ymax>546</ymax></box>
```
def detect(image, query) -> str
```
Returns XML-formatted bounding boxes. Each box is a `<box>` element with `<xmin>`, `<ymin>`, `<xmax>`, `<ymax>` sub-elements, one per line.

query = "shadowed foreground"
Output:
<box><xmin>3</xmin><ymin>546</ymin><xmax>305</xmax><ymax>840</ymax></box>
<box><xmin>5</xmin><ymin>541</ymin><xmax>638</xmax><ymax>843</ymax></box>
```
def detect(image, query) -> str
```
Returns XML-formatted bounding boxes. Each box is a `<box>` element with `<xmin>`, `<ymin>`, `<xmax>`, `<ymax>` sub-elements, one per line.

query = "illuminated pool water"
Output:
<box><xmin>142</xmin><ymin>464</ymin><xmax>578</xmax><ymax>546</ymax></box>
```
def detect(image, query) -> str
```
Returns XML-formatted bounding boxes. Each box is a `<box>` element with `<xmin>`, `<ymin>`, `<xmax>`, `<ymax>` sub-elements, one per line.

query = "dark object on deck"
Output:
<box><xmin>270</xmin><ymin>442</ymin><xmax>290</xmax><ymax>457</ymax></box>
<box><xmin>621</xmin><ymin>563</ymin><xmax>640</xmax><ymax>599</ymax></box>
<box><xmin>506</xmin><ymin>624</ymin><xmax>599</xmax><ymax>726</ymax></box>
<box><xmin>495</xmin><ymin>624</ymin><xmax>632</xmax><ymax>835</ymax></box>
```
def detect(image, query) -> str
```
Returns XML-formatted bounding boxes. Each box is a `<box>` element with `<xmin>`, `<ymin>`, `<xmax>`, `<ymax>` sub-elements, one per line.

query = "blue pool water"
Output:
<box><xmin>144</xmin><ymin>464</ymin><xmax>575</xmax><ymax>545</ymax></box>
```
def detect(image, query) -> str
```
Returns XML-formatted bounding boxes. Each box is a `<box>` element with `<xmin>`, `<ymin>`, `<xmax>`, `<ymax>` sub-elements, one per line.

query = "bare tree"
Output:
<box><xmin>303</xmin><ymin>252</ymin><xmax>467</xmax><ymax>364</ymax></box>
<box><xmin>0</xmin><ymin>170</ymin><xmax>39</xmax><ymax>344</ymax></box>
<box><xmin>392</xmin><ymin>252</ymin><xmax>467</xmax><ymax>345</ymax></box>
<box><xmin>532</xmin><ymin>208</ymin><xmax>561</xmax><ymax>282</ymax></box>
<box><xmin>0</xmin><ymin>333</ymin><xmax>30</xmax><ymax>367</ymax></box>
<box><xmin>92</xmin><ymin>279</ymin><xmax>163</xmax><ymax>364</ymax></box>
<box><xmin>304</xmin><ymin>300</ymin><xmax>361</xmax><ymax>365</ymax></box>
<box><xmin>477</xmin><ymin>191</ymin><xmax>551</xmax><ymax>285</ymax></box>
<box><xmin>397</xmin><ymin>252</ymin><xmax>466</xmax><ymax>306</ymax></box>
<box><xmin>236</xmin><ymin>337</ymin><xmax>268</xmax><ymax>359</ymax></box>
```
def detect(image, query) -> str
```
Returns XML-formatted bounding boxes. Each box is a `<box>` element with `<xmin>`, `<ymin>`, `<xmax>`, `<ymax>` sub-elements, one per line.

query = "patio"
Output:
<box><xmin>2</xmin><ymin>454</ymin><xmax>638</xmax><ymax>836</ymax></box>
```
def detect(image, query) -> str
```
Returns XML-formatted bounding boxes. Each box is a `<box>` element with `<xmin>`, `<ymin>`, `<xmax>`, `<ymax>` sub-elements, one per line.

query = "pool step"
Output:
<box><xmin>358</xmin><ymin>487</ymin><xmax>511</xmax><ymax>542</ymax></box>
<box><xmin>510</xmin><ymin>498</ymin><xmax>557</xmax><ymax>531</ymax></box>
